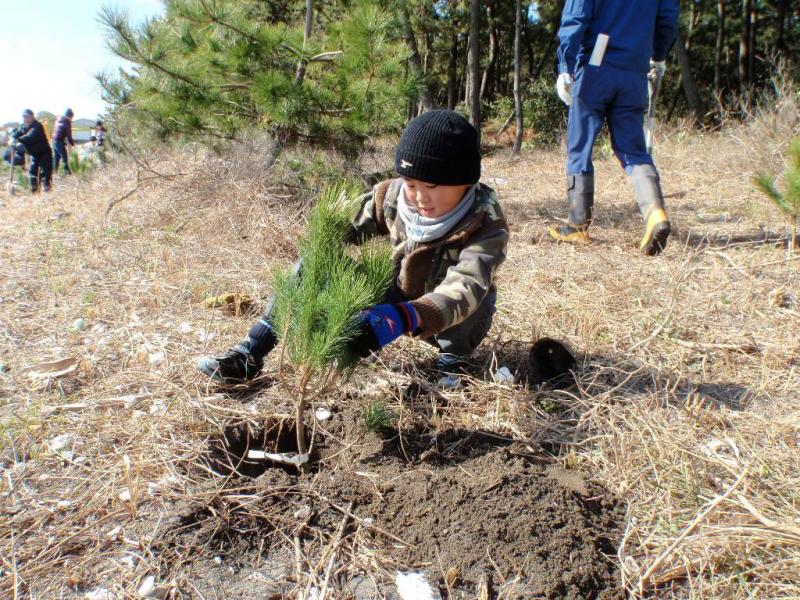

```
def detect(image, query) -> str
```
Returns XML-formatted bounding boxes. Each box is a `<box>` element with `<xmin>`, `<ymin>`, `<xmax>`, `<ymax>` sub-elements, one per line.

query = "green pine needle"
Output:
<box><xmin>271</xmin><ymin>183</ymin><xmax>393</xmax><ymax>373</ymax></box>
<box><xmin>753</xmin><ymin>138</ymin><xmax>800</xmax><ymax>219</ymax></box>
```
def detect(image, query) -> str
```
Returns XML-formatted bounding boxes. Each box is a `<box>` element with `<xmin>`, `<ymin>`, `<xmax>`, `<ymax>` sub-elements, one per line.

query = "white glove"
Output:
<box><xmin>556</xmin><ymin>73</ymin><xmax>574</xmax><ymax>106</ymax></box>
<box><xmin>649</xmin><ymin>60</ymin><xmax>666</xmax><ymax>81</ymax></box>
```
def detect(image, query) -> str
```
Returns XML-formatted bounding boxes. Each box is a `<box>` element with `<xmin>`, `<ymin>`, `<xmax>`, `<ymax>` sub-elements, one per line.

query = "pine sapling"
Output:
<box><xmin>754</xmin><ymin>138</ymin><xmax>800</xmax><ymax>251</ymax></box>
<box><xmin>271</xmin><ymin>183</ymin><xmax>393</xmax><ymax>468</ymax></box>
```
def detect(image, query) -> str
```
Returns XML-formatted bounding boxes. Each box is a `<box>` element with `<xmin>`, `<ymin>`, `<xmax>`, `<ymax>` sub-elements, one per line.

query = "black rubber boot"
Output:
<box><xmin>629</xmin><ymin>164</ymin><xmax>671</xmax><ymax>256</ymax></box>
<box><xmin>197</xmin><ymin>346</ymin><xmax>263</xmax><ymax>383</ymax></box>
<box><xmin>549</xmin><ymin>174</ymin><xmax>594</xmax><ymax>244</ymax></box>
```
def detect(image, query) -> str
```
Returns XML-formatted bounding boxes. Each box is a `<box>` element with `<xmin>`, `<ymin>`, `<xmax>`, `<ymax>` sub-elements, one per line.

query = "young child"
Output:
<box><xmin>198</xmin><ymin>110</ymin><xmax>509</xmax><ymax>382</ymax></box>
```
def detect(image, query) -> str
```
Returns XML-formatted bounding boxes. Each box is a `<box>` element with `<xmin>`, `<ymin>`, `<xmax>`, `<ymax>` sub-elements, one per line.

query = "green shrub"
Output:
<box><xmin>523</xmin><ymin>78</ymin><xmax>567</xmax><ymax>148</ymax></box>
<box><xmin>67</xmin><ymin>152</ymin><xmax>96</xmax><ymax>177</ymax></box>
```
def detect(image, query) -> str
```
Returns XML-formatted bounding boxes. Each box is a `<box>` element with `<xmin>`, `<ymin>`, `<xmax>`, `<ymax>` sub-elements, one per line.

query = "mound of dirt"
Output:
<box><xmin>161</xmin><ymin>418</ymin><xmax>624</xmax><ymax>599</ymax></box>
<box><xmin>313</xmin><ymin>440</ymin><xmax>624</xmax><ymax>599</ymax></box>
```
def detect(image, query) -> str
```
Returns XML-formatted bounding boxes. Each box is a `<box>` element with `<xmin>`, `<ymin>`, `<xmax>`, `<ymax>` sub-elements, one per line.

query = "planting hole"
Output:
<box><xmin>205</xmin><ymin>419</ymin><xmax>311</xmax><ymax>477</ymax></box>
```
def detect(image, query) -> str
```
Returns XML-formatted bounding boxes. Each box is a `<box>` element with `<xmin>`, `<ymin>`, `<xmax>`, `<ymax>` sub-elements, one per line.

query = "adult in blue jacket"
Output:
<box><xmin>550</xmin><ymin>0</ymin><xmax>679</xmax><ymax>255</ymax></box>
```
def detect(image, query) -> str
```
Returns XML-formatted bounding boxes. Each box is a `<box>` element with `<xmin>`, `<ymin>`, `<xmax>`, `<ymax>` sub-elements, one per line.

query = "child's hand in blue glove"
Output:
<box><xmin>349</xmin><ymin>302</ymin><xmax>419</xmax><ymax>357</ymax></box>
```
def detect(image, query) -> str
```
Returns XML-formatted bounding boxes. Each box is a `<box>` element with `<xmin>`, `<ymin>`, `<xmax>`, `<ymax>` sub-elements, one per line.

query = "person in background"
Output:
<box><xmin>52</xmin><ymin>108</ymin><xmax>75</xmax><ymax>175</ymax></box>
<box><xmin>550</xmin><ymin>0</ymin><xmax>679</xmax><ymax>256</ymax></box>
<box><xmin>12</xmin><ymin>109</ymin><xmax>52</xmax><ymax>193</ymax></box>
<box><xmin>93</xmin><ymin>120</ymin><xmax>107</xmax><ymax>147</ymax></box>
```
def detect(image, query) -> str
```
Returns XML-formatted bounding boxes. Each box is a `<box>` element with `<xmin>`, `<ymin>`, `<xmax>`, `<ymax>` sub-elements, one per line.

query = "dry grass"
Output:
<box><xmin>1</xmin><ymin>93</ymin><xmax>799</xmax><ymax>598</ymax></box>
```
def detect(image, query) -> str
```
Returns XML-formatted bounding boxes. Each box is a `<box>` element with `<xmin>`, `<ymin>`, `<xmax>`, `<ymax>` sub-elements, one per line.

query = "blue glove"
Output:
<box><xmin>349</xmin><ymin>302</ymin><xmax>419</xmax><ymax>357</ymax></box>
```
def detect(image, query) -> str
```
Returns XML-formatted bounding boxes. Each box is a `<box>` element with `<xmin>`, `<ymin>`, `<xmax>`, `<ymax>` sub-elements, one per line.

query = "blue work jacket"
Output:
<box><xmin>557</xmin><ymin>0</ymin><xmax>679</xmax><ymax>75</ymax></box>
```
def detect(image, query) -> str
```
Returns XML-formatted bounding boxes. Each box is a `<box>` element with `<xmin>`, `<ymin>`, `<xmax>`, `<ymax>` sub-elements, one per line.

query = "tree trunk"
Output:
<box><xmin>533</xmin><ymin>9</ymin><xmax>561</xmax><ymax>79</ymax></box>
<box><xmin>468</xmin><ymin>0</ymin><xmax>482</xmax><ymax>142</ymax></box>
<box><xmin>775</xmin><ymin>0</ymin><xmax>788</xmax><ymax>54</ymax></box>
<box><xmin>447</xmin><ymin>33</ymin><xmax>459</xmax><ymax>110</ymax></box>
<box><xmin>294</xmin><ymin>0</ymin><xmax>313</xmax><ymax>84</ymax></box>
<box><xmin>676</xmin><ymin>30</ymin><xmax>705</xmax><ymax>126</ymax></box>
<box><xmin>739</xmin><ymin>0</ymin><xmax>752</xmax><ymax>89</ymax></box>
<box><xmin>525</xmin><ymin>30</ymin><xmax>535</xmax><ymax>77</ymax></box>
<box><xmin>480</xmin><ymin>2</ymin><xmax>498</xmax><ymax>100</ymax></box>
<box><xmin>748</xmin><ymin>1</ymin><xmax>756</xmax><ymax>82</ymax></box>
<box><xmin>399</xmin><ymin>6</ymin><xmax>434</xmax><ymax>112</ymax></box>
<box><xmin>714</xmin><ymin>0</ymin><xmax>725</xmax><ymax>92</ymax></box>
<box><xmin>513</xmin><ymin>0</ymin><xmax>523</xmax><ymax>154</ymax></box>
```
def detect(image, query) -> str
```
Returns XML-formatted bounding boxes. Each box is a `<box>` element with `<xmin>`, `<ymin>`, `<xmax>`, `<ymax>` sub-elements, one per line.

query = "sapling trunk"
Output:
<box><xmin>295</xmin><ymin>394</ymin><xmax>308</xmax><ymax>460</ymax></box>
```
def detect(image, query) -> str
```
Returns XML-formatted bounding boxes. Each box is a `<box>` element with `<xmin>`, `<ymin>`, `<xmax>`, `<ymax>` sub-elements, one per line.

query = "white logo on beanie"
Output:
<box><xmin>400</xmin><ymin>160</ymin><xmax>413</xmax><ymax>169</ymax></box>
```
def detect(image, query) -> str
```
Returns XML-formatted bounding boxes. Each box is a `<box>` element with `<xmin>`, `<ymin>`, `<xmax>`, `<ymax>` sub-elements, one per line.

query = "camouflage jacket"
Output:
<box><xmin>347</xmin><ymin>178</ymin><xmax>509</xmax><ymax>337</ymax></box>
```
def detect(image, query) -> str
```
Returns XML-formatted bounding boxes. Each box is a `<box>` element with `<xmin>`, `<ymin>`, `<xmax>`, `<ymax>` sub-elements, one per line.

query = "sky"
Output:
<box><xmin>0</xmin><ymin>0</ymin><xmax>164</xmax><ymax>125</ymax></box>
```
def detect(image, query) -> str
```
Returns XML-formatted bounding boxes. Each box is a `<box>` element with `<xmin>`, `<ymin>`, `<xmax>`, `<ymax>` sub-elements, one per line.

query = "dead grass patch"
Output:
<box><xmin>1</xmin><ymin>105</ymin><xmax>799</xmax><ymax>597</ymax></box>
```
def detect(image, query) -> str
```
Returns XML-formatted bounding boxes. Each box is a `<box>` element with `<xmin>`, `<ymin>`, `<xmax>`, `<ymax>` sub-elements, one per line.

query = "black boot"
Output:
<box><xmin>197</xmin><ymin>346</ymin><xmax>263</xmax><ymax>383</ymax></box>
<box><xmin>197</xmin><ymin>318</ymin><xmax>277</xmax><ymax>383</ymax></box>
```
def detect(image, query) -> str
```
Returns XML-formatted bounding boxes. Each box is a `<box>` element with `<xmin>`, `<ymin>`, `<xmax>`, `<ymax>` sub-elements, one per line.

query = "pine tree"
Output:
<box><xmin>270</xmin><ymin>183</ymin><xmax>393</xmax><ymax>465</ymax></box>
<box><xmin>754</xmin><ymin>138</ymin><xmax>800</xmax><ymax>251</ymax></box>
<box><xmin>98</xmin><ymin>0</ymin><xmax>412</xmax><ymax>144</ymax></box>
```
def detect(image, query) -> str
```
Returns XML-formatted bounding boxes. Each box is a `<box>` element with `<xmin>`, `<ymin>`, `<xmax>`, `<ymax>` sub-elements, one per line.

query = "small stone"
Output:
<box><xmin>396</xmin><ymin>571</ymin><xmax>439</xmax><ymax>600</ymax></box>
<box><xmin>47</xmin><ymin>434</ymin><xmax>74</xmax><ymax>452</ymax></box>
<box><xmin>106</xmin><ymin>526</ymin><xmax>122</xmax><ymax>539</ymax></box>
<box><xmin>492</xmin><ymin>366</ymin><xmax>515</xmax><ymax>385</ymax></box>
<box><xmin>137</xmin><ymin>576</ymin><xmax>155</xmax><ymax>598</ymax></box>
<box><xmin>72</xmin><ymin>318</ymin><xmax>87</xmax><ymax>331</ymax></box>
<box><xmin>437</xmin><ymin>375</ymin><xmax>461</xmax><ymax>390</ymax></box>
<box><xmin>315</xmin><ymin>407</ymin><xmax>332</xmax><ymax>422</ymax></box>
<box><xmin>118</xmin><ymin>489</ymin><xmax>132</xmax><ymax>502</ymax></box>
<box><xmin>120</xmin><ymin>555</ymin><xmax>137</xmax><ymax>569</ymax></box>
<box><xmin>293</xmin><ymin>505</ymin><xmax>312</xmax><ymax>520</ymax></box>
<box><xmin>213</xmin><ymin>556</ymin><xmax>223</xmax><ymax>565</ymax></box>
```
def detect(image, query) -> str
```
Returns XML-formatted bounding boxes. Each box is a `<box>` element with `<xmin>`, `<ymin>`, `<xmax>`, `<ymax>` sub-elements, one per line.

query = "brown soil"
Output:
<box><xmin>157</xmin><ymin>411</ymin><xmax>625</xmax><ymax>599</ymax></box>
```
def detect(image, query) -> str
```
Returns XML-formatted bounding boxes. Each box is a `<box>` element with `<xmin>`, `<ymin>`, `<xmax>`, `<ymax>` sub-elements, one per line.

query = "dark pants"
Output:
<box><xmin>426</xmin><ymin>287</ymin><xmax>497</xmax><ymax>357</ymax></box>
<box><xmin>29</xmin><ymin>152</ymin><xmax>52</xmax><ymax>192</ymax></box>
<box><xmin>53</xmin><ymin>140</ymin><xmax>70</xmax><ymax>174</ymax></box>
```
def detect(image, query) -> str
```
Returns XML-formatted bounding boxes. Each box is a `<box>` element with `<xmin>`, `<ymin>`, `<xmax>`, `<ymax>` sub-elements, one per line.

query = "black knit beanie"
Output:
<box><xmin>395</xmin><ymin>110</ymin><xmax>481</xmax><ymax>185</ymax></box>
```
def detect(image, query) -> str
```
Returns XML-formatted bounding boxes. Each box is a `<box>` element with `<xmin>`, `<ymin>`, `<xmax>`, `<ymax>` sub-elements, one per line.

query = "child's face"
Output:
<box><xmin>402</xmin><ymin>178</ymin><xmax>471</xmax><ymax>218</ymax></box>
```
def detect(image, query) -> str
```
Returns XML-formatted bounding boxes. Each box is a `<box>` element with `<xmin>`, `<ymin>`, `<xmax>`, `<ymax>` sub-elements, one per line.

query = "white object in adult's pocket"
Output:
<box><xmin>588</xmin><ymin>33</ymin><xmax>610</xmax><ymax>67</ymax></box>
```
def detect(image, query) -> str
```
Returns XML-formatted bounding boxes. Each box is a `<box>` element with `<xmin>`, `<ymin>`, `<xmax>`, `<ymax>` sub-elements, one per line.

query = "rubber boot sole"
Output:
<box><xmin>548</xmin><ymin>226</ymin><xmax>590</xmax><ymax>244</ymax></box>
<box><xmin>640</xmin><ymin>209</ymin><xmax>671</xmax><ymax>256</ymax></box>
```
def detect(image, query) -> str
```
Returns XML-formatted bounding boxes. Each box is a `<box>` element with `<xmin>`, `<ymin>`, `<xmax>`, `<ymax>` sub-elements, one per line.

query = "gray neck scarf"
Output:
<box><xmin>397</xmin><ymin>184</ymin><xmax>477</xmax><ymax>243</ymax></box>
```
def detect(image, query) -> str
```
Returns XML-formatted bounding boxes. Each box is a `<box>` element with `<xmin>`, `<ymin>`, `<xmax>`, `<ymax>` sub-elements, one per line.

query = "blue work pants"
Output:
<box><xmin>566</xmin><ymin>64</ymin><xmax>653</xmax><ymax>176</ymax></box>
